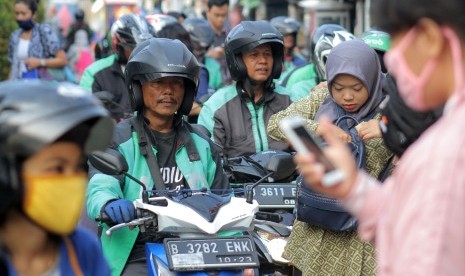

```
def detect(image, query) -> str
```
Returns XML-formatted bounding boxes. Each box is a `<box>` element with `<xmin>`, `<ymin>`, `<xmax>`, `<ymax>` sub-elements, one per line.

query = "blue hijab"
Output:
<box><xmin>314</xmin><ymin>39</ymin><xmax>384</xmax><ymax>124</ymax></box>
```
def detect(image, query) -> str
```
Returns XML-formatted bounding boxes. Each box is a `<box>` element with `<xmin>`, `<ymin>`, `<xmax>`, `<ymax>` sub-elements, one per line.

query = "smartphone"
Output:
<box><xmin>279</xmin><ymin>116</ymin><xmax>345</xmax><ymax>187</ymax></box>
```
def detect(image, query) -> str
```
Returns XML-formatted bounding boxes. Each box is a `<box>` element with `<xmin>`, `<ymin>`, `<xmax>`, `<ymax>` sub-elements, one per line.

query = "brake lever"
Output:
<box><xmin>105</xmin><ymin>216</ymin><xmax>155</xmax><ymax>236</ymax></box>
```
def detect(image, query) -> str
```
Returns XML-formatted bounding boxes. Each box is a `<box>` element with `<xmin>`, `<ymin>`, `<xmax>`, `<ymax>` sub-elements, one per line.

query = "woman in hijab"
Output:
<box><xmin>267</xmin><ymin>39</ymin><xmax>393</xmax><ymax>275</ymax></box>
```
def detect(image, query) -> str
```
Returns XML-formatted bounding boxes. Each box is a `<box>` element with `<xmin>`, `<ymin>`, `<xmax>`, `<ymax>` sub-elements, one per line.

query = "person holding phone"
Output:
<box><xmin>267</xmin><ymin>39</ymin><xmax>393</xmax><ymax>275</ymax></box>
<box><xmin>295</xmin><ymin>0</ymin><xmax>465</xmax><ymax>275</ymax></box>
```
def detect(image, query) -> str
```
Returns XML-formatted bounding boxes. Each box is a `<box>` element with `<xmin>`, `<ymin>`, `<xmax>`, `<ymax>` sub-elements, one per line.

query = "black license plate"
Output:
<box><xmin>245</xmin><ymin>183</ymin><xmax>296</xmax><ymax>209</ymax></box>
<box><xmin>164</xmin><ymin>236</ymin><xmax>259</xmax><ymax>271</ymax></box>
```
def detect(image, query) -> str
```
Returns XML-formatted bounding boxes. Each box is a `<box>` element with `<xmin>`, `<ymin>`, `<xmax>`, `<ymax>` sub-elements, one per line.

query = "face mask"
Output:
<box><xmin>17</xmin><ymin>19</ymin><xmax>35</xmax><ymax>31</ymax></box>
<box><xmin>22</xmin><ymin>173</ymin><xmax>87</xmax><ymax>235</ymax></box>
<box><xmin>385</xmin><ymin>26</ymin><xmax>464</xmax><ymax>111</ymax></box>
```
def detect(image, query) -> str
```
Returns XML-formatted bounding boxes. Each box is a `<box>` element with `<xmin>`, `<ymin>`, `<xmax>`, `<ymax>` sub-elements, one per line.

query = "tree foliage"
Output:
<box><xmin>0</xmin><ymin>0</ymin><xmax>16</xmax><ymax>81</ymax></box>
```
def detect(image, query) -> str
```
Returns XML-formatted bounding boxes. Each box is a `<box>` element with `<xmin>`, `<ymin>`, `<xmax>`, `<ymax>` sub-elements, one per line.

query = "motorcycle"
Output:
<box><xmin>89</xmin><ymin>150</ymin><xmax>292</xmax><ymax>276</ymax></box>
<box><xmin>223</xmin><ymin>151</ymin><xmax>298</xmax><ymax>275</ymax></box>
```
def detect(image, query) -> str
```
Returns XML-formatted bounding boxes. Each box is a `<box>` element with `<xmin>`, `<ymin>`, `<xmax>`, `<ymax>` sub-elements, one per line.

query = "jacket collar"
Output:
<box><xmin>236</xmin><ymin>82</ymin><xmax>277</xmax><ymax>105</ymax></box>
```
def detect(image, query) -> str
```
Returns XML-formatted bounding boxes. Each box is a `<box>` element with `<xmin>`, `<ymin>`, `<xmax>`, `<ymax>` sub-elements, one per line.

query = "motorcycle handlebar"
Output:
<box><xmin>95</xmin><ymin>213</ymin><xmax>112</xmax><ymax>224</ymax></box>
<box><xmin>255</xmin><ymin>211</ymin><xmax>283</xmax><ymax>223</ymax></box>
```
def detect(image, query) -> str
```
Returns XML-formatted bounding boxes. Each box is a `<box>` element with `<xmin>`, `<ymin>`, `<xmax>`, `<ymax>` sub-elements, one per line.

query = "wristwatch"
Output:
<box><xmin>40</xmin><ymin>59</ymin><xmax>46</xmax><ymax>67</ymax></box>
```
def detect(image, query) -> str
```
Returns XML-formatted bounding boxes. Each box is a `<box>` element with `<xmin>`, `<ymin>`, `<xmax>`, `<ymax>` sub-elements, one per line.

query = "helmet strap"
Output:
<box><xmin>242</xmin><ymin>77</ymin><xmax>257</xmax><ymax>101</ymax></box>
<box><xmin>116</xmin><ymin>45</ymin><xmax>128</xmax><ymax>64</ymax></box>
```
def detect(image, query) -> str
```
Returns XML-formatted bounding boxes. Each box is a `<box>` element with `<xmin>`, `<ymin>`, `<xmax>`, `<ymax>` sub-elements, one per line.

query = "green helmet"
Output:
<box><xmin>360</xmin><ymin>29</ymin><xmax>391</xmax><ymax>52</ymax></box>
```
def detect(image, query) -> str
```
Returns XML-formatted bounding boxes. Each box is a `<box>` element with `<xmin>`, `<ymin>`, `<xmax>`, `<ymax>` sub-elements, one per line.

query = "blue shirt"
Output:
<box><xmin>1</xmin><ymin>227</ymin><xmax>111</xmax><ymax>276</ymax></box>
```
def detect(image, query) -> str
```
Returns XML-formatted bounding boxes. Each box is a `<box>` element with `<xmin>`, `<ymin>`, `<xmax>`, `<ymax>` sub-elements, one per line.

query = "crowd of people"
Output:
<box><xmin>2</xmin><ymin>0</ymin><xmax>464</xmax><ymax>275</ymax></box>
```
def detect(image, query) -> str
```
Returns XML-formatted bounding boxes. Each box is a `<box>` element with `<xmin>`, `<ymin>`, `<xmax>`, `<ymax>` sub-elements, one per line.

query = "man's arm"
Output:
<box><xmin>86</xmin><ymin>123</ymin><xmax>131</xmax><ymax>222</ymax></box>
<box><xmin>86</xmin><ymin>161</ymin><xmax>125</xmax><ymax>222</ymax></box>
<box><xmin>79</xmin><ymin>67</ymin><xmax>96</xmax><ymax>93</ymax></box>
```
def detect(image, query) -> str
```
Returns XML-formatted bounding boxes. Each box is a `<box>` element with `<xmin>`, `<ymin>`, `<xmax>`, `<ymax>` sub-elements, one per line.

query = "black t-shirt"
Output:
<box><xmin>152</xmin><ymin>129</ymin><xmax>187</xmax><ymax>191</ymax></box>
<box><xmin>128</xmin><ymin>129</ymin><xmax>187</xmax><ymax>262</ymax></box>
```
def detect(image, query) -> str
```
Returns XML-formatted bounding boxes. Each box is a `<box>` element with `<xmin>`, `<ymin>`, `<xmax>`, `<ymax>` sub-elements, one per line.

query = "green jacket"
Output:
<box><xmin>79</xmin><ymin>54</ymin><xmax>132</xmax><ymax>121</ymax></box>
<box><xmin>87</xmin><ymin>117</ymin><xmax>229</xmax><ymax>276</ymax></box>
<box><xmin>284</xmin><ymin>63</ymin><xmax>318</xmax><ymax>89</ymax></box>
<box><xmin>204</xmin><ymin>57</ymin><xmax>222</xmax><ymax>90</ymax></box>
<box><xmin>288</xmin><ymin>79</ymin><xmax>318</xmax><ymax>102</ymax></box>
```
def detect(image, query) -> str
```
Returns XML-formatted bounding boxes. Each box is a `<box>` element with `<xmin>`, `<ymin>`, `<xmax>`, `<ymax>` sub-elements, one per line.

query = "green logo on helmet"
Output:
<box><xmin>361</xmin><ymin>31</ymin><xmax>391</xmax><ymax>52</ymax></box>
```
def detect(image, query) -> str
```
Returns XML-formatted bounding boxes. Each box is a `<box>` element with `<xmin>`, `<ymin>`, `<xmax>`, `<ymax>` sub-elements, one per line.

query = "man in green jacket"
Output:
<box><xmin>198</xmin><ymin>21</ymin><xmax>292</xmax><ymax>158</ymax></box>
<box><xmin>86</xmin><ymin>38</ymin><xmax>230</xmax><ymax>276</ymax></box>
<box><xmin>80</xmin><ymin>13</ymin><xmax>152</xmax><ymax>122</ymax></box>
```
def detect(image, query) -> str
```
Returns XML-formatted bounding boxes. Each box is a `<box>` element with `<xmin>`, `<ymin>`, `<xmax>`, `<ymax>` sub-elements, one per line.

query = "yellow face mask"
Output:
<box><xmin>22</xmin><ymin>173</ymin><xmax>87</xmax><ymax>235</ymax></box>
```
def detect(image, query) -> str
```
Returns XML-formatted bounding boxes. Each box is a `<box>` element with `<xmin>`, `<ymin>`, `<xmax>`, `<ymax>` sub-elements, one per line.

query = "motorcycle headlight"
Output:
<box><xmin>255</xmin><ymin>229</ymin><xmax>290</xmax><ymax>264</ymax></box>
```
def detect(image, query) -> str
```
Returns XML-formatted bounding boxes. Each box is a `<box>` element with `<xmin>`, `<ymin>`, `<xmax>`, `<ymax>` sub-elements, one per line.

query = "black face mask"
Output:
<box><xmin>17</xmin><ymin>19</ymin><xmax>35</xmax><ymax>31</ymax></box>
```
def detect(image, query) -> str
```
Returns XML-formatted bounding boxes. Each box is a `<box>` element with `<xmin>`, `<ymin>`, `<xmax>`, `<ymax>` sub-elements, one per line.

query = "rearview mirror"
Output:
<box><xmin>264</xmin><ymin>153</ymin><xmax>296</xmax><ymax>181</ymax></box>
<box><xmin>89</xmin><ymin>149</ymin><xmax>129</xmax><ymax>175</ymax></box>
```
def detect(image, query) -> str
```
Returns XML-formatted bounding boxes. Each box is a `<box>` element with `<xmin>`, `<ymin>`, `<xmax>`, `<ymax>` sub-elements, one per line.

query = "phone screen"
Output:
<box><xmin>293</xmin><ymin>125</ymin><xmax>337</xmax><ymax>172</ymax></box>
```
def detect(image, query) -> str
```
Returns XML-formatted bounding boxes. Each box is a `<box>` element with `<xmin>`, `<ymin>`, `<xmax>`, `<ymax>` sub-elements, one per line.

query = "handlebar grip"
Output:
<box><xmin>255</xmin><ymin>211</ymin><xmax>283</xmax><ymax>223</ymax></box>
<box><xmin>95</xmin><ymin>213</ymin><xmax>112</xmax><ymax>225</ymax></box>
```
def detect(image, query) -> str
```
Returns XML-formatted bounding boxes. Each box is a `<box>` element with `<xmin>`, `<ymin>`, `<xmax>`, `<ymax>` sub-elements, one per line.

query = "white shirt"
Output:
<box><xmin>17</xmin><ymin>38</ymin><xmax>30</xmax><ymax>73</ymax></box>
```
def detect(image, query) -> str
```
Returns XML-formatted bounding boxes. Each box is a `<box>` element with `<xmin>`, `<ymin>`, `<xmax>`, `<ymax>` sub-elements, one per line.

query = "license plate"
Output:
<box><xmin>245</xmin><ymin>183</ymin><xmax>296</xmax><ymax>209</ymax></box>
<box><xmin>164</xmin><ymin>236</ymin><xmax>259</xmax><ymax>271</ymax></box>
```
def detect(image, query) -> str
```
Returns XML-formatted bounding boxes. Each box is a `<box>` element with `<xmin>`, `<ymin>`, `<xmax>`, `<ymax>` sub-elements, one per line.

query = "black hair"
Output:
<box><xmin>372</xmin><ymin>0</ymin><xmax>465</xmax><ymax>38</ymax></box>
<box><xmin>14</xmin><ymin>0</ymin><xmax>39</xmax><ymax>14</ymax></box>
<box><xmin>157</xmin><ymin>23</ymin><xmax>194</xmax><ymax>52</ymax></box>
<box><xmin>207</xmin><ymin>0</ymin><xmax>229</xmax><ymax>9</ymax></box>
<box><xmin>167</xmin><ymin>11</ymin><xmax>186</xmax><ymax>20</ymax></box>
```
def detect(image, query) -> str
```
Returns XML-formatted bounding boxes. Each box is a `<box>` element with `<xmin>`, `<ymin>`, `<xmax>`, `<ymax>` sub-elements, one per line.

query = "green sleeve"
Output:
<box><xmin>198</xmin><ymin>102</ymin><xmax>215</xmax><ymax>141</ymax></box>
<box><xmin>205</xmin><ymin>57</ymin><xmax>222</xmax><ymax>90</ymax></box>
<box><xmin>86</xmin><ymin>173</ymin><xmax>125</xmax><ymax>223</ymax></box>
<box><xmin>285</xmin><ymin>64</ymin><xmax>317</xmax><ymax>89</ymax></box>
<box><xmin>79</xmin><ymin>67</ymin><xmax>95</xmax><ymax>93</ymax></box>
<box><xmin>288</xmin><ymin>79</ymin><xmax>318</xmax><ymax>102</ymax></box>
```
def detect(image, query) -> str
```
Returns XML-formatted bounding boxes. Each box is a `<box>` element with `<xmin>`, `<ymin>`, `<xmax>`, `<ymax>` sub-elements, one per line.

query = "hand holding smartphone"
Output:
<box><xmin>279</xmin><ymin>116</ymin><xmax>345</xmax><ymax>187</ymax></box>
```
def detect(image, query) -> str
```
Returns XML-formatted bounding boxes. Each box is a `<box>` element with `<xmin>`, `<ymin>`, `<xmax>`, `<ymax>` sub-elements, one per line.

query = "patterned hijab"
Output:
<box><xmin>314</xmin><ymin>39</ymin><xmax>384</xmax><ymax>124</ymax></box>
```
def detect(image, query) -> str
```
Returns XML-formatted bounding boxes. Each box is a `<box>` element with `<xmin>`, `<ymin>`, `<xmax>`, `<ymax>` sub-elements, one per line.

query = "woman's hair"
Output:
<box><xmin>372</xmin><ymin>0</ymin><xmax>465</xmax><ymax>38</ymax></box>
<box><xmin>14</xmin><ymin>0</ymin><xmax>39</xmax><ymax>14</ymax></box>
<box><xmin>157</xmin><ymin>23</ymin><xmax>194</xmax><ymax>52</ymax></box>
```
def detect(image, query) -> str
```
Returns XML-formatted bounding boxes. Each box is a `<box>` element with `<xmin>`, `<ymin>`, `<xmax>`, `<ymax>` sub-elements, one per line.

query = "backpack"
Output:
<box><xmin>295</xmin><ymin>111</ymin><xmax>374</xmax><ymax>232</ymax></box>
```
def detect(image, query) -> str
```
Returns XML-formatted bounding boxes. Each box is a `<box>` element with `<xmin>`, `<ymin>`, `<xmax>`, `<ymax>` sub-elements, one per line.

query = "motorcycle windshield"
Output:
<box><xmin>172</xmin><ymin>191</ymin><xmax>231</xmax><ymax>222</ymax></box>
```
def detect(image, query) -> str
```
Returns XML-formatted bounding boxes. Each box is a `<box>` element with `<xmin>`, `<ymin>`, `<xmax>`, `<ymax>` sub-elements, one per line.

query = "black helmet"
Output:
<box><xmin>313</xmin><ymin>30</ymin><xmax>355</xmax><ymax>81</ymax></box>
<box><xmin>183</xmin><ymin>18</ymin><xmax>215</xmax><ymax>49</ymax></box>
<box><xmin>380</xmin><ymin>75</ymin><xmax>442</xmax><ymax>157</ymax></box>
<box><xmin>110</xmin><ymin>13</ymin><xmax>153</xmax><ymax>63</ymax></box>
<box><xmin>125</xmin><ymin>38</ymin><xmax>201</xmax><ymax>115</ymax></box>
<box><xmin>0</xmin><ymin>80</ymin><xmax>113</xmax><ymax>212</ymax></box>
<box><xmin>311</xmin><ymin>24</ymin><xmax>347</xmax><ymax>53</ymax></box>
<box><xmin>225</xmin><ymin>21</ymin><xmax>284</xmax><ymax>86</ymax></box>
<box><xmin>75</xmin><ymin>8</ymin><xmax>85</xmax><ymax>21</ymax></box>
<box><xmin>270</xmin><ymin>16</ymin><xmax>301</xmax><ymax>36</ymax></box>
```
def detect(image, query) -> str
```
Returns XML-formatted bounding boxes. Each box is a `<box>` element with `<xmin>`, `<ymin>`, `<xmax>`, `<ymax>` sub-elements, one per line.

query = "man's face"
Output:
<box><xmin>242</xmin><ymin>44</ymin><xmax>274</xmax><ymax>84</ymax></box>
<box><xmin>142</xmin><ymin>77</ymin><xmax>185</xmax><ymax>119</ymax></box>
<box><xmin>206</xmin><ymin>4</ymin><xmax>228</xmax><ymax>32</ymax></box>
